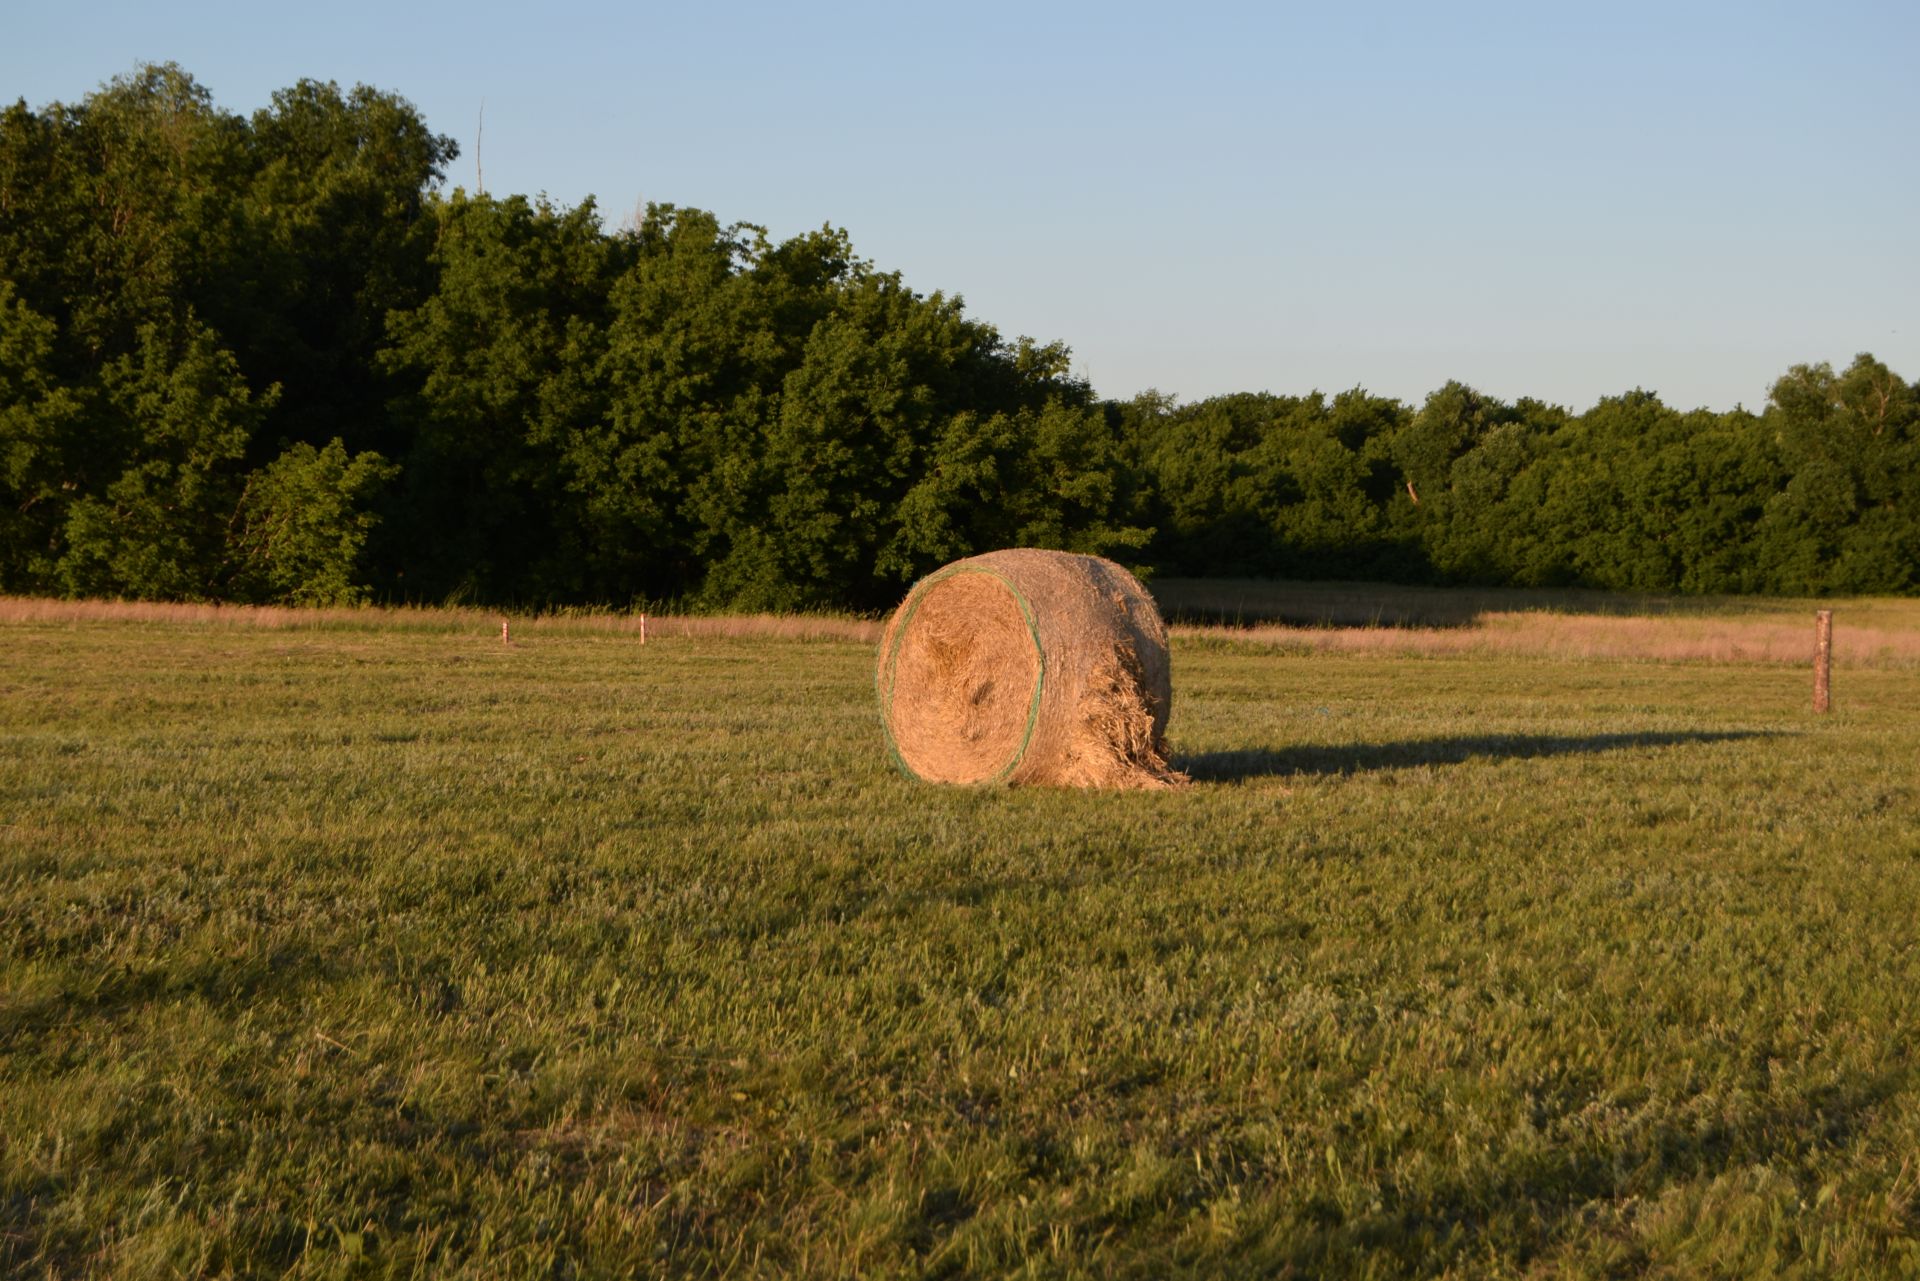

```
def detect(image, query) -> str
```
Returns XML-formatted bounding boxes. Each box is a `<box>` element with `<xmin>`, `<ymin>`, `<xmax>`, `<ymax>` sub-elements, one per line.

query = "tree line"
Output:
<box><xmin>3</xmin><ymin>65</ymin><xmax>1915</xmax><ymax>609</ymax></box>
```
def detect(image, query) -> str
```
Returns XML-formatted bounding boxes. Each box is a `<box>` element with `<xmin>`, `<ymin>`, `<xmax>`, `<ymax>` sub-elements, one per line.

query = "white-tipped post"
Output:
<box><xmin>1813</xmin><ymin>610</ymin><xmax>1832</xmax><ymax>713</ymax></box>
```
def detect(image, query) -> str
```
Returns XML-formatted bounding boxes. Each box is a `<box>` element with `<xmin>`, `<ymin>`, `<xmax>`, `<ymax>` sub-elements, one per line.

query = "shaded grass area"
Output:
<box><xmin>4</xmin><ymin>619</ymin><xmax>1920</xmax><ymax>1276</ymax></box>
<box><xmin>1179</xmin><ymin>729</ymin><xmax>1784</xmax><ymax>783</ymax></box>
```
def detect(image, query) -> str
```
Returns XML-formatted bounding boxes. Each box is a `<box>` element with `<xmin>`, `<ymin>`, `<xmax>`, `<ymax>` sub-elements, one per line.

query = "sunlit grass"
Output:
<box><xmin>4</xmin><ymin>607</ymin><xmax>1919</xmax><ymax>1276</ymax></box>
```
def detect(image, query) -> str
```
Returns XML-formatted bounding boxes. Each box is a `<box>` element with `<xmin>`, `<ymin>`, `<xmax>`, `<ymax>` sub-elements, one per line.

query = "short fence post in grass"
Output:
<box><xmin>1813</xmin><ymin>609</ymin><xmax>1833</xmax><ymax>713</ymax></box>
<box><xmin>502</xmin><ymin>618</ymin><xmax>510</xmax><ymax>646</ymax></box>
<box><xmin>640</xmin><ymin>613</ymin><xmax>647</xmax><ymax>645</ymax></box>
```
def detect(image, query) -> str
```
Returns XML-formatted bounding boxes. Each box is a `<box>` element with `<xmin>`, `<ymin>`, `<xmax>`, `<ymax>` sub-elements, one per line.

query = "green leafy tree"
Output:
<box><xmin>1423</xmin><ymin>400</ymin><xmax>1566</xmax><ymax>585</ymax></box>
<box><xmin>882</xmin><ymin>399</ymin><xmax>1150</xmax><ymax>589</ymax></box>
<box><xmin>1384</xmin><ymin>381</ymin><xmax>1517</xmax><ymax>571</ymax></box>
<box><xmin>379</xmin><ymin>190</ymin><xmax>625</xmax><ymax>602</ymax></box>
<box><xmin>738</xmin><ymin>273</ymin><xmax>999</xmax><ymax>607</ymax></box>
<box><xmin>56</xmin><ymin>315</ymin><xmax>274</xmax><ymax>599</ymax></box>
<box><xmin>1550</xmin><ymin>391</ymin><xmax>1693</xmax><ymax>591</ymax></box>
<box><xmin>1125</xmin><ymin>392</ymin><xmax>1299</xmax><ymax>577</ymax></box>
<box><xmin>235</xmin><ymin>80</ymin><xmax>455</xmax><ymax>458</ymax></box>
<box><xmin>0</xmin><ymin>65</ymin><xmax>252</xmax><ymax>362</ymax></box>
<box><xmin>1268</xmin><ymin>389</ymin><xmax>1406</xmax><ymax>577</ymax></box>
<box><xmin>1126</xmin><ymin>390</ymin><xmax>1409</xmax><ymax>580</ymax></box>
<box><xmin>1758</xmin><ymin>355</ymin><xmax>1919</xmax><ymax>593</ymax></box>
<box><xmin>227</xmin><ymin>438</ymin><xmax>397</xmax><ymax>604</ymax></box>
<box><xmin>588</xmin><ymin>209</ymin><xmax>844</xmax><ymax>605</ymax></box>
<box><xmin>590</xmin><ymin>207</ymin><xmax>1133</xmax><ymax>609</ymax></box>
<box><xmin>0</xmin><ymin>282</ymin><xmax>85</xmax><ymax>590</ymax></box>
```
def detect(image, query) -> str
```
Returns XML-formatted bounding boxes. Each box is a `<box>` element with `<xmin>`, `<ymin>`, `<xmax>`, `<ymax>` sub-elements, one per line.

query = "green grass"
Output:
<box><xmin>4</xmin><ymin>612</ymin><xmax>1919</xmax><ymax>1277</ymax></box>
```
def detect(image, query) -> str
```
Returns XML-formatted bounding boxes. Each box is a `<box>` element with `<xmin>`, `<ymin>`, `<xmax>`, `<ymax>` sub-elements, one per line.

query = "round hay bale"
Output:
<box><xmin>876</xmin><ymin>549</ymin><xmax>1187</xmax><ymax>789</ymax></box>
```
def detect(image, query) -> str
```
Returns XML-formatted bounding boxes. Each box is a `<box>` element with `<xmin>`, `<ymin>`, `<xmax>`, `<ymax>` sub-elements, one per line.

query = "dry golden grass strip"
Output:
<box><xmin>0</xmin><ymin>596</ymin><xmax>879</xmax><ymax>643</ymax></box>
<box><xmin>1151</xmin><ymin>576</ymin><xmax>1920</xmax><ymax>631</ymax></box>
<box><xmin>1180</xmin><ymin>611</ymin><xmax>1920</xmax><ymax>667</ymax></box>
<box><xmin>8</xmin><ymin>591</ymin><xmax>1914</xmax><ymax>666</ymax></box>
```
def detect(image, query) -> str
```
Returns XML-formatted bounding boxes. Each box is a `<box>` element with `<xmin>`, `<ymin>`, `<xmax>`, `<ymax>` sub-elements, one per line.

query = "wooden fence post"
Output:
<box><xmin>1813</xmin><ymin>609</ymin><xmax>1832</xmax><ymax>713</ymax></box>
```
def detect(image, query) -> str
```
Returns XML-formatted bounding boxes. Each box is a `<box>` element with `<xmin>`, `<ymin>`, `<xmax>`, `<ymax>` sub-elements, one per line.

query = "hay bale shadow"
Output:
<box><xmin>1179</xmin><ymin>729</ymin><xmax>1783</xmax><ymax>782</ymax></box>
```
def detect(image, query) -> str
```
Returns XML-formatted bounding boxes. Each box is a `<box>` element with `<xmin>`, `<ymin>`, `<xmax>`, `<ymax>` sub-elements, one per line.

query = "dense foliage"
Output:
<box><xmin>1123</xmin><ymin>365</ymin><xmax>1920</xmax><ymax>598</ymax></box>
<box><xmin>4</xmin><ymin>66</ymin><xmax>1916</xmax><ymax>606</ymax></box>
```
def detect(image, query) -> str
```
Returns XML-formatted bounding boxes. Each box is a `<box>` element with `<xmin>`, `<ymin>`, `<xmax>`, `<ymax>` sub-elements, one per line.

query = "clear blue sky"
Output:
<box><xmin>7</xmin><ymin>0</ymin><xmax>1916</xmax><ymax>412</ymax></box>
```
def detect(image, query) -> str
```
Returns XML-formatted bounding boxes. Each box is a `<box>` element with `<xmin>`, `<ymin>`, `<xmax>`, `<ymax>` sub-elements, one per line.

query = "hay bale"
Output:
<box><xmin>876</xmin><ymin>549</ymin><xmax>1187</xmax><ymax>789</ymax></box>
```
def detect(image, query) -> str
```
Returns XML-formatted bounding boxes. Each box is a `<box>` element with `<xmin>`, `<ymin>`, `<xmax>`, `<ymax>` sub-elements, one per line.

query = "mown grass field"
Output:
<box><xmin>4</xmin><ymin>600</ymin><xmax>1919</xmax><ymax>1277</ymax></box>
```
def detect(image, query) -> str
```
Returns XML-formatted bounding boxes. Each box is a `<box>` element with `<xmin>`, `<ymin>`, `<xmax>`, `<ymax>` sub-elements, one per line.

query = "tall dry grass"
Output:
<box><xmin>1151</xmin><ymin>576</ymin><xmax>1920</xmax><ymax>632</ymax></box>
<box><xmin>1178</xmin><ymin>611</ymin><xmax>1920</xmax><ymax>667</ymax></box>
<box><xmin>0</xmin><ymin>596</ymin><xmax>882</xmax><ymax>643</ymax></box>
<box><xmin>8</xmin><ymin>593</ymin><xmax>1915</xmax><ymax>666</ymax></box>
